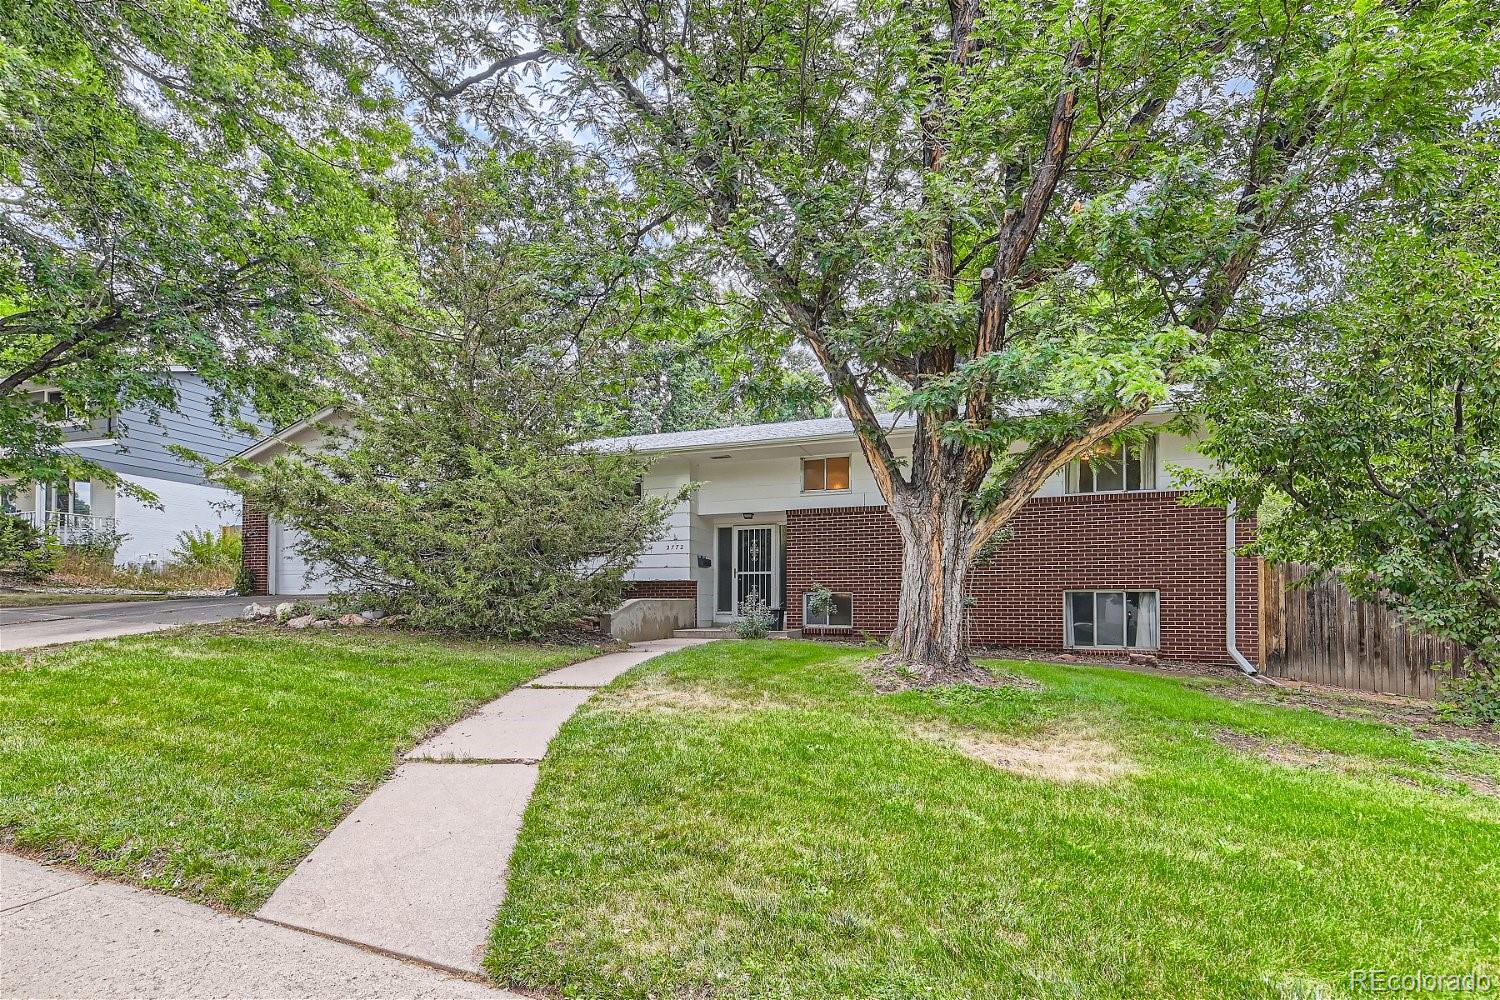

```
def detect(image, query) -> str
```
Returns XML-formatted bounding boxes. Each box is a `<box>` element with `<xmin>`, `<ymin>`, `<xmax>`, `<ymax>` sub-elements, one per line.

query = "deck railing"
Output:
<box><xmin>23</xmin><ymin>510</ymin><xmax>120</xmax><ymax>546</ymax></box>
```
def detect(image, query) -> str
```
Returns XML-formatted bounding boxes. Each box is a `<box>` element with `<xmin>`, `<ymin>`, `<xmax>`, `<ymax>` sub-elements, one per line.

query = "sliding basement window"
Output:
<box><xmin>1065</xmin><ymin>590</ymin><xmax>1159</xmax><ymax>650</ymax></box>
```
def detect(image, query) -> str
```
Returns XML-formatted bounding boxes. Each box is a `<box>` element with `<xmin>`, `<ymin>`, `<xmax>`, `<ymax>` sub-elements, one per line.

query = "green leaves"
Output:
<box><xmin>0</xmin><ymin>0</ymin><xmax>407</xmax><ymax>483</ymax></box>
<box><xmin>1190</xmin><ymin>141</ymin><xmax>1500</xmax><ymax>687</ymax></box>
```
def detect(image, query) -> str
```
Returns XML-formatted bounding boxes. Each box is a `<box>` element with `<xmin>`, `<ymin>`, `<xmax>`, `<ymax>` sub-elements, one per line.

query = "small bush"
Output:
<box><xmin>172</xmin><ymin>528</ymin><xmax>243</xmax><ymax>570</ymax></box>
<box><xmin>734</xmin><ymin>594</ymin><xmax>775</xmax><ymax>640</ymax></box>
<box><xmin>0</xmin><ymin>514</ymin><xmax>59</xmax><ymax>583</ymax></box>
<box><xmin>1437</xmin><ymin>662</ymin><xmax>1500</xmax><ymax>727</ymax></box>
<box><xmin>62</xmin><ymin>524</ymin><xmax>127</xmax><ymax>560</ymax></box>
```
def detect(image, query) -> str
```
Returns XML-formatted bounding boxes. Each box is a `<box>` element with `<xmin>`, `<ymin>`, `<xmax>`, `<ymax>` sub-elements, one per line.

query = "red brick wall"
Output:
<box><xmin>242</xmin><ymin>503</ymin><xmax>269</xmax><ymax>596</ymax></box>
<box><xmin>785</xmin><ymin>493</ymin><xmax>1259</xmax><ymax>664</ymax></box>
<box><xmin>624</xmin><ymin>579</ymin><xmax>697</xmax><ymax>601</ymax></box>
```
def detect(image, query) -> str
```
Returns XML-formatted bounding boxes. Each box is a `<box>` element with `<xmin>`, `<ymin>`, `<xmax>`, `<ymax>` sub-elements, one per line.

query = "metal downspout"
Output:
<box><xmin>1226</xmin><ymin>501</ymin><xmax>1259</xmax><ymax>676</ymax></box>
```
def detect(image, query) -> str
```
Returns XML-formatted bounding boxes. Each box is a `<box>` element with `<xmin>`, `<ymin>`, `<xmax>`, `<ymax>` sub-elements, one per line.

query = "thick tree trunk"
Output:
<box><xmin>887</xmin><ymin>487</ymin><xmax>975</xmax><ymax>674</ymax></box>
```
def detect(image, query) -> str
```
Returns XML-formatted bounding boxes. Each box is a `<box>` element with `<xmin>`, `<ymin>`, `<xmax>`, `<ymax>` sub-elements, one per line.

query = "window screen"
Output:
<box><xmin>804</xmin><ymin>592</ymin><xmax>854</xmax><ymax>627</ymax></box>
<box><xmin>1065</xmin><ymin>591</ymin><xmax>1158</xmax><ymax>649</ymax></box>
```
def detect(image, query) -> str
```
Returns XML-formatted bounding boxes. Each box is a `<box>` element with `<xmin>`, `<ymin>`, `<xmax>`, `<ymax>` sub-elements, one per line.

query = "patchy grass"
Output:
<box><xmin>489</xmin><ymin>640</ymin><xmax>1500</xmax><ymax>1000</ymax></box>
<box><xmin>0</xmin><ymin>591</ymin><xmax>176</xmax><ymax>608</ymax></box>
<box><xmin>0</xmin><ymin>628</ymin><xmax>592</xmax><ymax>910</ymax></box>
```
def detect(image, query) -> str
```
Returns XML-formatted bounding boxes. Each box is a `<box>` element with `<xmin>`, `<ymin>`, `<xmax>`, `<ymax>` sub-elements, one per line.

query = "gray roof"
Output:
<box><xmin>588</xmin><ymin>413</ymin><xmax>917</xmax><ymax>454</ymax></box>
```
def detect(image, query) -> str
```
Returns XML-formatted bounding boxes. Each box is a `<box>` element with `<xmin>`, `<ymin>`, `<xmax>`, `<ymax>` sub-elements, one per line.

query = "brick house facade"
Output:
<box><xmin>785</xmin><ymin>492</ymin><xmax>1257</xmax><ymax>664</ymax></box>
<box><xmin>242</xmin><ymin>505</ymin><xmax>270</xmax><ymax>596</ymax></box>
<box><xmin>623</xmin><ymin>580</ymin><xmax>698</xmax><ymax>601</ymax></box>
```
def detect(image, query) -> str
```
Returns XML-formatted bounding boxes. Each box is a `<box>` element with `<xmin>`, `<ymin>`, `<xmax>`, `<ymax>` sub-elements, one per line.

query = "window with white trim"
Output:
<box><xmin>46</xmin><ymin>480</ymin><xmax>91</xmax><ymax>517</ymax></box>
<box><xmin>1065</xmin><ymin>590</ymin><xmax>1159</xmax><ymax>649</ymax></box>
<box><xmin>803</xmin><ymin>591</ymin><xmax>853</xmax><ymax>627</ymax></box>
<box><xmin>1066</xmin><ymin>437</ymin><xmax>1156</xmax><ymax>493</ymax></box>
<box><xmin>801</xmin><ymin>456</ymin><xmax>851</xmax><ymax>493</ymax></box>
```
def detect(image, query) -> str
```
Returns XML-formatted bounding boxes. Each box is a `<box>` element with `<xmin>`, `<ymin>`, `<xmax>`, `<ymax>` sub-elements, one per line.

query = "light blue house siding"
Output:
<box><xmin>6</xmin><ymin>372</ymin><xmax>267</xmax><ymax>566</ymax></box>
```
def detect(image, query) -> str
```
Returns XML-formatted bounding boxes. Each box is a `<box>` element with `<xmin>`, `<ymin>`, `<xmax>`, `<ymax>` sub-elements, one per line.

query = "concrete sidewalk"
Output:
<box><xmin>257</xmin><ymin>638</ymin><xmax>706</xmax><ymax>975</ymax></box>
<box><xmin>0</xmin><ymin>854</ymin><xmax>519</xmax><ymax>999</ymax></box>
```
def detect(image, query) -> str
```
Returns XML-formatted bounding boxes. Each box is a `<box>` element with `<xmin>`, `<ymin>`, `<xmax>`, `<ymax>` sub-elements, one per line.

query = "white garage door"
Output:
<box><xmin>271</xmin><ymin>522</ymin><xmax>331</xmax><ymax>596</ymax></box>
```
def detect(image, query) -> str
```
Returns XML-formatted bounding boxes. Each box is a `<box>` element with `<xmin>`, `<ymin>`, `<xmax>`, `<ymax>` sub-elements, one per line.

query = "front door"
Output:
<box><xmin>733</xmin><ymin>525</ymin><xmax>775</xmax><ymax>616</ymax></box>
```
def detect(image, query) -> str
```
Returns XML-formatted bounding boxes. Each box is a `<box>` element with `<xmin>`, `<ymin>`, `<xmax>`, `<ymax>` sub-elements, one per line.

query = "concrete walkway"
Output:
<box><xmin>257</xmin><ymin>638</ymin><xmax>704</xmax><ymax>975</ymax></box>
<box><xmin>0</xmin><ymin>854</ymin><xmax>519</xmax><ymax>999</ymax></box>
<box><xmin>0</xmin><ymin>596</ymin><xmax>251</xmax><ymax>651</ymax></box>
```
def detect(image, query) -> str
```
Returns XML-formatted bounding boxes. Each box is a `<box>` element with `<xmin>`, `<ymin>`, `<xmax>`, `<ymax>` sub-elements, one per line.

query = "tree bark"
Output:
<box><xmin>887</xmin><ymin>460</ymin><xmax>975</xmax><ymax>673</ymax></box>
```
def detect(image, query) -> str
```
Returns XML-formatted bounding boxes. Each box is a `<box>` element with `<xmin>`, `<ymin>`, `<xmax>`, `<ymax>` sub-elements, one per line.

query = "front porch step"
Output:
<box><xmin>673</xmin><ymin>628</ymin><xmax>799</xmax><ymax>639</ymax></box>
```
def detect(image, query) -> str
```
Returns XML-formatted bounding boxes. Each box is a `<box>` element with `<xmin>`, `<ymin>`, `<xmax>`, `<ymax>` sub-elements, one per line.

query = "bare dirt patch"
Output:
<box><xmin>914</xmin><ymin>724</ymin><xmax>1138</xmax><ymax>784</ymax></box>
<box><xmin>1212</xmin><ymin>728</ymin><xmax>1499</xmax><ymax>799</ymax></box>
<box><xmin>1209</xmin><ymin>680</ymin><xmax>1500</xmax><ymax>747</ymax></box>
<box><xmin>595</xmin><ymin>675</ymin><xmax>791</xmax><ymax>718</ymax></box>
<box><xmin>1212</xmin><ymin>728</ymin><xmax>1363</xmax><ymax>772</ymax></box>
<box><xmin>863</xmin><ymin>654</ymin><xmax>1039</xmax><ymax>693</ymax></box>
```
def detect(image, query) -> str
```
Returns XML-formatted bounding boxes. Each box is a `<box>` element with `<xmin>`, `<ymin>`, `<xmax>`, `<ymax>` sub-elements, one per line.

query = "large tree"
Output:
<box><xmin>0</xmin><ymin>0</ymin><xmax>405</xmax><ymax>490</ymax></box>
<box><xmin>229</xmin><ymin>151</ymin><xmax>686</xmax><ymax>633</ymax></box>
<box><xmin>382</xmin><ymin>0</ymin><xmax>1497</xmax><ymax>672</ymax></box>
<box><xmin>1189</xmin><ymin>144</ymin><xmax>1500</xmax><ymax>716</ymax></box>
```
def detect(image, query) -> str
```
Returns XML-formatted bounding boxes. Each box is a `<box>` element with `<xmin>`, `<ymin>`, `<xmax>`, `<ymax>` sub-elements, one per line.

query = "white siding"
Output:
<box><xmin>627</xmin><ymin>460</ymin><xmax>694</xmax><ymax>581</ymax></box>
<box><xmin>114</xmin><ymin>475</ymin><xmax>238</xmax><ymax>566</ymax></box>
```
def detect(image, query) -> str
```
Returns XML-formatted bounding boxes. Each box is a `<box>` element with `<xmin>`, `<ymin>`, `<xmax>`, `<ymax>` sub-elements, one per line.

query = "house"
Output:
<box><xmin>237</xmin><ymin>408</ymin><xmax>1257</xmax><ymax>667</ymax></box>
<box><xmin>595</xmin><ymin>413</ymin><xmax>1258</xmax><ymax>666</ymax></box>
<box><xmin>1</xmin><ymin>372</ymin><xmax>262</xmax><ymax>566</ymax></box>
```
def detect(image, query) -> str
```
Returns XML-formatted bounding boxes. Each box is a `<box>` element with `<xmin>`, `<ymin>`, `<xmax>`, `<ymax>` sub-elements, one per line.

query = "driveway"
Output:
<box><xmin>0</xmin><ymin>596</ymin><xmax>254</xmax><ymax>651</ymax></box>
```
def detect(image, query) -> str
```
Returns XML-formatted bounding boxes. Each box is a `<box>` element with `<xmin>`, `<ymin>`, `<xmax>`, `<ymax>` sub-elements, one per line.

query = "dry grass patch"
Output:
<box><xmin>1213</xmin><ymin>728</ymin><xmax>1500</xmax><ymax>799</ymax></box>
<box><xmin>913</xmin><ymin>723</ymin><xmax>1138</xmax><ymax>784</ymax></box>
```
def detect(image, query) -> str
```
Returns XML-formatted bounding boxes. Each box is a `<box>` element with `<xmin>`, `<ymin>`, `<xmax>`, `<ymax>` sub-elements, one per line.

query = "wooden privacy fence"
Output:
<box><xmin>1258</xmin><ymin>562</ymin><xmax>1468</xmax><ymax>700</ymax></box>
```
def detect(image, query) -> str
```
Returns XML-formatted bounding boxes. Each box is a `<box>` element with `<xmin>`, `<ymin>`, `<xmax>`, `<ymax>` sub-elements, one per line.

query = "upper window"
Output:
<box><xmin>804</xmin><ymin>591</ymin><xmax>853</xmax><ymax>628</ymax></box>
<box><xmin>1066</xmin><ymin>437</ymin><xmax>1156</xmax><ymax>494</ymax></box>
<box><xmin>802</xmin><ymin>456</ymin><xmax>851</xmax><ymax>493</ymax></box>
<box><xmin>1066</xmin><ymin>590</ymin><xmax>1158</xmax><ymax>650</ymax></box>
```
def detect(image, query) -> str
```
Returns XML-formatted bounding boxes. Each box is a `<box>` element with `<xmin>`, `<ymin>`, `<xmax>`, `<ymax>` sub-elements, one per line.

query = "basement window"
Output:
<box><xmin>1066</xmin><ymin>437</ymin><xmax>1156</xmax><ymax>494</ymax></box>
<box><xmin>1065</xmin><ymin>590</ymin><xmax>1159</xmax><ymax>650</ymax></box>
<box><xmin>802</xmin><ymin>456</ymin><xmax>851</xmax><ymax>493</ymax></box>
<box><xmin>803</xmin><ymin>592</ymin><xmax>854</xmax><ymax>628</ymax></box>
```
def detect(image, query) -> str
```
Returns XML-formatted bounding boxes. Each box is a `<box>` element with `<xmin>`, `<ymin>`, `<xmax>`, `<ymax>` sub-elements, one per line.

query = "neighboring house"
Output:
<box><xmin>1</xmin><ymin>372</ymin><xmax>262</xmax><ymax>566</ymax></box>
<box><xmin>236</xmin><ymin>408</ymin><xmax>1256</xmax><ymax>666</ymax></box>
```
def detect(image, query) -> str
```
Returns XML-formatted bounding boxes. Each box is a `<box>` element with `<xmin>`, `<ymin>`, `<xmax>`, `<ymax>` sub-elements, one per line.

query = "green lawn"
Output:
<box><xmin>0</xmin><ymin>591</ymin><xmax>174</xmax><ymax>608</ymax></box>
<box><xmin>489</xmin><ymin>640</ymin><xmax>1500</xmax><ymax>1000</ymax></box>
<box><xmin>0</xmin><ymin>627</ymin><xmax>592</xmax><ymax>910</ymax></box>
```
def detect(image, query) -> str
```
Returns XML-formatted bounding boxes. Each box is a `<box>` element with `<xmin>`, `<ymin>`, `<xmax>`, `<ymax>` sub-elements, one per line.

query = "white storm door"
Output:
<box><xmin>732</xmin><ymin>526</ymin><xmax>774</xmax><ymax>615</ymax></box>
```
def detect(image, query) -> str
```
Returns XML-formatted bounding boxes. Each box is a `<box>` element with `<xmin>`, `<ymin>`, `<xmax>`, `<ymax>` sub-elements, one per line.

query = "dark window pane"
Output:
<box><xmin>1075</xmin><ymin>459</ymin><xmax>1093</xmax><ymax>493</ymax></box>
<box><xmin>716</xmin><ymin>527</ymin><xmax>733</xmax><ymax>612</ymax></box>
<box><xmin>1125</xmin><ymin>446</ymin><xmax>1142</xmax><ymax>491</ymax></box>
<box><xmin>830</xmin><ymin>593</ymin><xmax>853</xmax><ymax>627</ymax></box>
<box><xmin>1068</xmin><ymin>592</ymin><xmax>1094</xmax><ymax>646</ymax></box>
<box><xmin>802</xmin><ymin>459</ymin><xmax>824</xmax><ymax>491</ymax></box>
<box><xmin>1094</xmin><ymin>454</ymin><xmax>1124</xmax><ymax>492</ymax></box>
<box><xmin>1096</xmin><ymin>591</ymin><xmax>1126</xmax><ymax>646</ymax></box>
